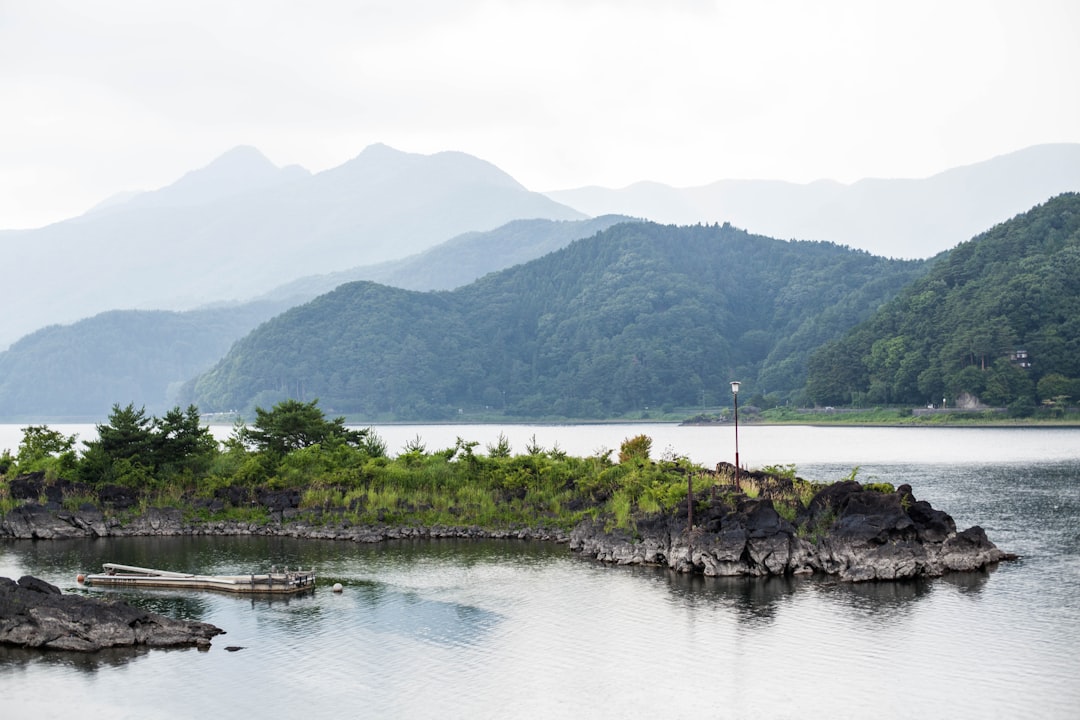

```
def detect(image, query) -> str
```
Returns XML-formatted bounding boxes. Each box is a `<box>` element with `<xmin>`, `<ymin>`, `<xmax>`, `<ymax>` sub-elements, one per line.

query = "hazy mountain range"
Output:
<box><xmin>0</xmin><ymin>215</ymin><xmax>635</xmax><ymax>419</ymax></box>
<box><xmin>1</xmin><ymin>142</ymin><xmax>1077</xmax><ymax>421</ymax></box>
<box><xmin>0</xmin><ymin>144</ymin><xmax>584</xmax><ymax>348</ymax></box>
<box><xmin>256</xmin><ymin>214</ymin><xmax>636</xmax><ymax>303</ymax></box>
<box><xmin>547</xmin><ymin>143</ymin><xmax>1080</xmax><ymax>259</ymax></box>
<box><xmin>3</xmin><ymin>142</ymin><xmax>1078</xmax><ymax>351</ymax></box>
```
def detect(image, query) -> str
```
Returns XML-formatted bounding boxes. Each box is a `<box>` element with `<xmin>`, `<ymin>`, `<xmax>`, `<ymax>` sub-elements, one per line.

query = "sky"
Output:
<box><xmin>2</xmin><ymin>0</ymin><xmax>1079</xmax><ymax>230</ymax></box>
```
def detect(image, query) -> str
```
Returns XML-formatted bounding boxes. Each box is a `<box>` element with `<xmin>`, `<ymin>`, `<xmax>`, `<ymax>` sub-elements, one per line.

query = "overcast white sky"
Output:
<box><xmin>2</xmin><ymin>0</ymin><xmax>1078</xmax><ymax>229</ymax></box>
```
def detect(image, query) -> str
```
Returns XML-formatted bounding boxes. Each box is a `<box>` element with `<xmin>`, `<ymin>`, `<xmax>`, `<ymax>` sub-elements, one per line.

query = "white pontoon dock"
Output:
<box><xmin>81</xmin><ymin>563</ymin><xmax>317</xmax><ymax>595</ymax></box>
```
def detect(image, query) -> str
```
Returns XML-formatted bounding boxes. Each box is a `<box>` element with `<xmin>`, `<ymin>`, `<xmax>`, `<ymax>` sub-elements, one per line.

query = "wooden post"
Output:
<box><xmin>687</xmin><ymin>472</ymin><xmax>694</xmax><ymax>530</ymax></box>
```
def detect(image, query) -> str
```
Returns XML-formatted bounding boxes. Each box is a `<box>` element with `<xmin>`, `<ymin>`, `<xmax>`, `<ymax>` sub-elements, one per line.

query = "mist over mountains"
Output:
<box><xmin>546</xmin><ymin>144</ymin><xmax>1080</xmax><ymax>259</ymax></box>
<box><xmin>5</xmin><ymin>143</ymin><xmax>1078</xmax><ymax>351</ymax></box>
<box><xmin>1</xmin><ymin>142</ymin><xmax>1077</xmax><ymax>421</ymax></box>
<box><xmin>184</xmin><ymin>222</ymin><xmax>929</xmax><ymax>419</ymax></box>
<box><xmin>1</xmin><ymin>144</ymin><xmax>583</xmax><ymax>348</ymax></box>
<box><xmin>0</xmin><ymin>215</ymin><xmax>634</xmax><ymax>419</ymax></box>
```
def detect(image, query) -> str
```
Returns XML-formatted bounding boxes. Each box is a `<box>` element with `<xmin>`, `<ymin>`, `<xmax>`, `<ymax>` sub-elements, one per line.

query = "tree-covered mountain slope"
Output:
<box><xmin>257</xmin><ymin>215</ymin><xmax>638</xmax><ymax>301</ymax></box>
<box><xmin>0</xmin><ymin>302</ymin><xmax>291</xmax><ymax>420</ymax></box>
<box><xmin>806</xmin><ymin>193</ymin><xmax>1080</xmax><ymax>410</ymax></box>
<box><xmin>0</xmin><ymin>217</ymin><xmax>631</xmax><ymax>421</ymax></box>
<box><xmin>186</xmin><ymin>222</ymin><xmax>927</xmax><ymax>419</ymax></box>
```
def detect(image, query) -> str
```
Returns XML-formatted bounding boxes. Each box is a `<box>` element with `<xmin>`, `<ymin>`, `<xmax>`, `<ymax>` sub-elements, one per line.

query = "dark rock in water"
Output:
<box><xmin>0</xmin><ymin>576</ymin><xmax>225</xmax><ymax>652</ymax></box>
<box><xmin>570</xmin><ymin>480</ymin><xmax>1015</xmax><ymax>582</ymax></box>
<box><xmin>13</xmin><ymin>575</ymin><xmax>61</xmax><ymax>596</ymax></box>
<box><xmin>906</xmin><ymin>500</ymin><xmax>956</xmax><ymax>543</ymax></box>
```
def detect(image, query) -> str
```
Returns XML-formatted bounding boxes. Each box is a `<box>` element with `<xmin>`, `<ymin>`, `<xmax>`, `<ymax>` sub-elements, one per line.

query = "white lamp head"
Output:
<box><xmin>730</xmin><ymin>381</ymin><xmax>740</xmax><ymax>395</ymax></box>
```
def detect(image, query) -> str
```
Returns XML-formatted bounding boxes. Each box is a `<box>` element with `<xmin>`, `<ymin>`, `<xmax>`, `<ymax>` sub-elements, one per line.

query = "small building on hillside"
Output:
<box><xmin>1009</xmin><ymin>349</ymin><xmax>1032</xmax><ymax>368</ymax></box>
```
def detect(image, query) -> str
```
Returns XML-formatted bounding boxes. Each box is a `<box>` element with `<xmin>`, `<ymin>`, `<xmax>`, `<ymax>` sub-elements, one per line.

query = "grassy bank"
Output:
<box><xmin>755</xmin><ymin>406</ymin><xmax>1080</xmax><ymax>426</ymax></box>
<box><xmin>1</xmin><ymin>426</ymin><xmax>855</xmax><ymax>538</ymax></box>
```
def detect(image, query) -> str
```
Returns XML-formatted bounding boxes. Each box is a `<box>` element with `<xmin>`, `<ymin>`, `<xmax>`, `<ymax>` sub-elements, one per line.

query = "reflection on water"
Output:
<box><xmin>87</xmin><ymin>590</ymin><xmax>214</xmax><ymax>622</ymax></box>
<box><xmin>0</xmin><ymin>644</ymin><xmax>159</xmax><ymax>673</ymax></box>
<box><xmin>663</xmin><ymin>571</ymin><xmax>801</xmax><ymax>626</ymax></box>
<box><xmin>356</xmin><ymin>585</ymin><xmax>502</xmax><ymax>647</ymax></box>
<box><xmin>813</xmin><ymin>576</ymin><xmax>935</xmax><ymax>623</ymax></box>
<box><xmin>938</xmin><ymin>569</ymin><xmax>993</xmax><ymax>594</ymax></box>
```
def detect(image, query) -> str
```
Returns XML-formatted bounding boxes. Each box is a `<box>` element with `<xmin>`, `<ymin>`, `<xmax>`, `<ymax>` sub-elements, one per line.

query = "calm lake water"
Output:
<box><xmin>2</xmin><ymin>424</ymin><xmax>1079</xmax><ymax>719</ymax></box>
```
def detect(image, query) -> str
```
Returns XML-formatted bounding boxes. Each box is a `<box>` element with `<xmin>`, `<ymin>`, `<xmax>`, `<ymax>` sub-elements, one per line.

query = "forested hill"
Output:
<box><xmin>256</xmin><ymin>215</ymin><xmax>637</xmax><ymax>301</ymax></box>
<box><xmin>0</xmin><ymin>302</ymin><xmax>292</xmax><ymax>420</ymax></box>
<box><xmin>0</xmin><ymin>216</ymin><xmax>632</xmax><ymax>421</ymax></box>
<box><xmin>185</xmin><ymin>222</ymin><xmax>927</xmax><ymax>420</ymax></box>
<box><xmin>806</xmin><ymin>193</ymin><xmax>1080</xmax><ymax>410</ymax></box>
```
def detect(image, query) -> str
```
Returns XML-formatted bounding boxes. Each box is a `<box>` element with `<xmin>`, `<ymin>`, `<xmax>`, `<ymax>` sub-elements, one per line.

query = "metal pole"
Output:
<box><xmin>733</xmin><ymin>389</ymin><xmax>740</xmax><ymax>485</ymax></box>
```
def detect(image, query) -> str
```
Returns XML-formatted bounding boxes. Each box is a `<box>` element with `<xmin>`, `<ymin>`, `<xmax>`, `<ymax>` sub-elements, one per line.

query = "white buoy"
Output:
<box><xmin>332</xmin><ymin>583</ymin><xmax>343</xmax><ymax>593</ymax></box>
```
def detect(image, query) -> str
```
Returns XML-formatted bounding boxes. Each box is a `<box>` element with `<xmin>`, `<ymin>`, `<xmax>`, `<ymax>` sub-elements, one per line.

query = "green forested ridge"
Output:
<box><xmin>185</xmin><ymin>222</ymin><xmax>927</xmax><ymax>419</ymax></box>
<box><xmin>0</xmin><ymin>303</ymin><xmax>291</xmax><ymax>419</ymax></box>
<box><xmin>806</xmin><ymin>193</ymin><xmax>1080</xmax><ymax>411</ymax></box>
<box><xmin>0</xmin><ymin>217</ymin><xmax>629</xmax><ymax>422</ymax></box>
<box><xmin>260</xmin><ymin>215</ymin><xmax>638</xmax><ymax>299</ymax></box>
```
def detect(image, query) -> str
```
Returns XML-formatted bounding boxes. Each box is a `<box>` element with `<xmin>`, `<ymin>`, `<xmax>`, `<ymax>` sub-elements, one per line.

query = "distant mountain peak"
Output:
<box><xmin>358</xmin><ymin>142</ymin><xmax>406</xmax><ymax>157</ymax></box>
<box><xmin>547</xmin><ymin>143</ymin><xmax>1080</xmax><ymax>258</ymax></box>
<box><xmin>178</xmin><ymin>145</ymin><xmax>281</xmax><ymax>186</ymax></box>
<box><xmin>122</xmin><ymin>146</ymin><xmax>309</xmax><ymax>211</ymax></box>
<box><xmin>321</xmin><ymin>143</ymin><xmax>524</xmax><ymax>191</ymax></box>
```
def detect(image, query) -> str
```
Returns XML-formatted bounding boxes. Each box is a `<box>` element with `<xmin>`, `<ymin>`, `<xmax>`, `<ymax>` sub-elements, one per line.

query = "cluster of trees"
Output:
<box><xmin>77</xmin><ymin>404</ymin><xmax>220</xmax><ymax>487</ymax></box>
<box><xmin>0</xmin><ymin>400</ymin><xmax>382</xmax><ymax>486</ymax></box>
<box><xmin>0</xmin><ymin>399</ymin><xmax>716</xmax><ymax>532</ymax></box>
<box><xmin>806</xmin><ymin>194</ymin><xmax>1080</xmax><ymax>412</ymax></box>
<box><xmin>185</xmin><ymin>222</ymin><xmax>926</xmax><ymax>419</ymax></box>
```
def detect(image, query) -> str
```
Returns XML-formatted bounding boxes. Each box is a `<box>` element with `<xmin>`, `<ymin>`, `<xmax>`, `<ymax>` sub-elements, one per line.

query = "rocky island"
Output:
<box><xmin>1</xmin><ymin>463</ymin><xmax>1014</xmax><ymax>583</ymax></box>
<box><xmin>0</xmin><ymin>575</ymin><xmax>224</xmax><ymax>651</ymax></box>
<box><xmin>1</xmin><ymin>416</ymin><xmax>1015</xmax><ymax>591</ymax></box>
<box><xmin>570</xmin><ymin>466</ymin><xmax>1014</xmax><ymax>581</ymax></box>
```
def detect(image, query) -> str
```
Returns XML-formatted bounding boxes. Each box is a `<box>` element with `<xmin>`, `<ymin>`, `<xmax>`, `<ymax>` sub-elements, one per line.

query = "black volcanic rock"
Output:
<box><xmin>570</xmin><ymin>480</ymin><xmax>1014</xmax><ymax>582</ymax></box>
<box><xmin>0</xmin><ymin>576</ymin><xmax>224</xmax><ymax>652</ymax></box>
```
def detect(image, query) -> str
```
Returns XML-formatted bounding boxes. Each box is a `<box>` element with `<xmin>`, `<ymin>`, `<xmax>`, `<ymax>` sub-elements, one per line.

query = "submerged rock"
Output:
<box><xmin>0</xmin><ymin>576</ymin><xmax>225</xmax><ymax>651</ymax></box>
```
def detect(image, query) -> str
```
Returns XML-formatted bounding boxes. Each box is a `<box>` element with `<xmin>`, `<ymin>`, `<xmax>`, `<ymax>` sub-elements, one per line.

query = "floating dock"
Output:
<box><xmin>81</xmin><ymin>563</ymin><xmax>317</xmax><ymax>595</ymax></box>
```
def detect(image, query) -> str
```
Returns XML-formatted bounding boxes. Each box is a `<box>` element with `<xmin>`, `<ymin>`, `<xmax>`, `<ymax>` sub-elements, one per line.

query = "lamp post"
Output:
<box><xmin>730</xmin><ymin>381</ymin><xmax>740</xmax><ymax>484</ymax></box>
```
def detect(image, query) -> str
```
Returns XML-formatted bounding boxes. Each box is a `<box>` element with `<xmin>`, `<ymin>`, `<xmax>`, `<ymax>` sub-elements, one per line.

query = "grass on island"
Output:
<box><xmin>0</xmin><ymin>429</ymin><xmax>893</xmax><ymax>538</ymax></box>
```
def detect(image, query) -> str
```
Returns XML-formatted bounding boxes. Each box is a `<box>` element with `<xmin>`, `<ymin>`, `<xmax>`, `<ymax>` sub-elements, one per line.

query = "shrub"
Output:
<box><xmin>775</xmin><ymin>500</ymin><xmax>799</xmax><ymax>523</ymax></box>
<box><xmin>618</xmin><ymin>435</ymin><xmax>652</xmax><ymax>464</ymax></box>
<box><xmin>863</xmin><ymin>482</ymin><xmax>896</xmax><ymax>494</ymax></box>
<box><xmin>610</xmin><ymin>489</ymin><xmax>633</xmax><ymax>529</ymax></box>
<box><xmin>761</xmin><ymin>463</ymin><xmax>797</xmax><ymax>481</ymax></box>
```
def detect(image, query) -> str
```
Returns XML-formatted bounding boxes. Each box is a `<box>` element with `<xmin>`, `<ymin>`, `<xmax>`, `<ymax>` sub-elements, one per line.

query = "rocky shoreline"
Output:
<box><xmin>0</xmin><ymin>575</ymin><xmax>224</xmax><ymax>651</ymax></box>
<box><xmin>0</xmin><ymin>502</ymin><xmax>571</xmax><ymax>543</ymax></box>
<box><xmin>572</xmin><ymin>478</ymin><xmax>1014</xmax><ymax>581</ymax></box>
<box><xmin>1</xmin><ymin>474</ymin><xmax>1014</xmax><ymax>583</ymax></box>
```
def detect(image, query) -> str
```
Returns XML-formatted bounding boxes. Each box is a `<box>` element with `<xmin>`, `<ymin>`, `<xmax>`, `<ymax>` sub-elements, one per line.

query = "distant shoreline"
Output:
<box><xmin>681</xmin><ymin>419</ymin><xmax>1080</xmax><ymax>429</ymax></box>
<box><xmin>2</xmin><ymin>416</ymin><xmax>1080</xmax><ymax>429</ymax></box>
